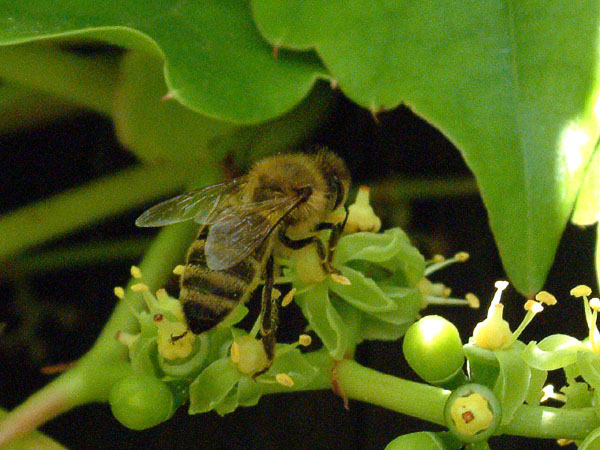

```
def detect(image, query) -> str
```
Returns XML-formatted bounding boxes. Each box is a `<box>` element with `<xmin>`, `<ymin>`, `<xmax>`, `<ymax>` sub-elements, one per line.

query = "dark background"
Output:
<box><xmin>0</xmin><ymin>86</ymin><xmax>595</xmax><ymax>449</ymax></box>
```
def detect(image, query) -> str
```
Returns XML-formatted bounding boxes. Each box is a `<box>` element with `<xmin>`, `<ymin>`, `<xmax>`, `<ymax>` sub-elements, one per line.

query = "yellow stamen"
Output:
<box><xmin>432</xmin><ymin>254</ymin><xmax>445</xmax><ymax>263</ymax></box>
<box><xmin>115</xmin><ymin>330</ymin><xmax>138</xmax><ymax>347</ymax></box>
<box><xmin>173</xmin><ymin>265</ymin><xmax>185</xmax><ymax>276</ymax></box>
<box><xmin>282</xmin><ymin>288</ymin><xmax>296</xmax><ymax>307</ymax></box>
<box><xmin>557</xmin><ymin>439</ymin><xmax>574</xmax><ymax>447</ymax></box>
<box><xmin>113</xmin><ymin>286</ymin><xmax>125</xmax><ymax>299</ymax></box>
<box><xmin>331</xmin><ymin>273</ymin><xmax>351</xmax><ymax>285</ymax></box>
<box><xmin>535</xmin><ymin>291</ymin><xmax>557</xmax><ymax>305</ymax></box>
<box><xmin>466</xmin><ymin>293</ymin><xmax>480</xmax><ymax>309</ymax></box>
<box><xmin>130</xmin><ymin>265</ymin><xmax>143</xmax><ymax>279</ymax></box>
<box><xmin>524</xmin><ymin>300</ymin><xmax>544</xmax><ymax>314</ymax></box>
<box><xmin>590</xmin><ymin>298</ymin><xmax>600</xmax><ymax>311</ymax></box>
<box><xmin>272</xmin><ymin>288</ymin><xmax>281</xmax><ymax>300</ymax></box>
<box><xmin>491</xmin><ymin>281</ymin><xmax>509</xmax><ymax>308</ymax></box>
<box><xmin>131</xmin><ymin>283</ymin><xmax>149</xmax><ymax>292</ymax></box>
<box><xmin>454</xmin><ymin>252</ymin><xmax>470</xmax><ymax>262</ymax></box>
<box><xmin>276</xmin><ymin>373</ymin><xmax>294</xmax><ymax>387</ymax></box>
<box><xmin>230</xmin><ymin>341</ymin><xmax>240</xmax><ymax>364</ymax></box>
<box><xmin>298</xmin><ymin>334</ymin><xmax>312</xmax><ymax>346</ymax></box>
<box><xmin>571</xmin><ymin>285</ymin><xmax>592</xmax><ymax>297</ymax></box>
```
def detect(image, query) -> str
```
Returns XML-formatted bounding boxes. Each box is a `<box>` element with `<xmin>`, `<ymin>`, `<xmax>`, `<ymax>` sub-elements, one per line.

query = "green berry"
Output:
<box><xmin>109</xmin><ymin>374</ymin><xmax>174</xmax><ymax>430</ymax></box>
<box><xmin>403</xmin><ymin>315</ymin><xmax>465</xmax><ymax>384</ymax></box>
<box><xmin>385</xmin><ymin>432</ymin><xmax>449</xmax><ymax>449</ymax></box>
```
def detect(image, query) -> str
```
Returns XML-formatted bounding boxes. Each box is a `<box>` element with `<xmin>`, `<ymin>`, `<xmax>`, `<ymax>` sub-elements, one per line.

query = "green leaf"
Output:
<box><xmin>493</xmin><ymin>344</ymin><xmax>530</xmax><ymax>425</ymax></box>
<box><xmin>521</xmin><ymin>334</ymin><xmax>585</xmax><ymax>371</ymax></box>
<box><xmin>188</xmin><ymin>358</ymin><xmax>240</xmax><ymax>414</ymax></box>
<box><xmin>563</xmin><ymin>381</ymin><xmax>593</xmax><ymax>409</ymax></box>
<box><xmin>237</xmin><ymin>376</ymin><xmax>262</xmax><ymax>407</ymax></box>
<box><xmin>573</xmin><ymin>139</ymin><xmax>600</xmax><ymax>225</ymax></box>
<box><xmin>252</xmin><ymin>0</ymin><xmax>600</xmax><ymax>294</ymax></box>
<box><xmin>0</xmin><ymin>0</ymin><xmax>327</xmax><ymax>124</ymax></box>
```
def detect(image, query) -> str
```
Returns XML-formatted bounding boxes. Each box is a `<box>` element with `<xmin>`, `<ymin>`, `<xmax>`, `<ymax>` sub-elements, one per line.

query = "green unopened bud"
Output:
<box><xmin>403</xmin><ymin>315</ymin><xmax>465</xmax><ymax>385</ymax></box>
<box><xmin>109</xmin><ymin>375</ymin><xmax>174</xmax><ymax>430</ymax></box>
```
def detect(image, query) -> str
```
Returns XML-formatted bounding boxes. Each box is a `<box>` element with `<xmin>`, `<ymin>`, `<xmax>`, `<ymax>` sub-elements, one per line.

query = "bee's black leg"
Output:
<box><xmin>326</xmin><ymin>207</ymin><xmax>349</xmax><ymax>267</ymax></box>
<box><xmin>259</xmin><ymin>255</ymin><xmax>277</xmax><ymax>367</ymax></box>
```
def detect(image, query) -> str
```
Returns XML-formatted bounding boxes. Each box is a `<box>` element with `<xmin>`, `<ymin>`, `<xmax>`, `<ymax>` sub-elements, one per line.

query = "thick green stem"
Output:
<box><xmin>0</xmin><ymin>409</ymin><xmax>69</xmax><ymax>450</ymax></box>
<box><xmin>0</xmin><ymin>44</ymin><xmax>119</xmax><ymax>115</ymax></box>
<box><xmin>0</xmin><ymin>165</ymin><xmax>187</xmax><ymax>260</ymax></box>
<box><xmin>335</xmin><ymin>359</ymin><xmax>449</xmax><ymax>425</ymax></box>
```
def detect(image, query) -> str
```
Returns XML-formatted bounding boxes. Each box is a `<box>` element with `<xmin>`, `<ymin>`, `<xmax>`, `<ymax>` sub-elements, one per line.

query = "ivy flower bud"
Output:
<box><xmin>344</xmin><ymin>186</ymin><xmax>381</xmax><ymax>233</ymax></box>
<box><xmin>230</xmin><ymin>335</ymin><xmax>269</xmax><ymax>376</ymax></box>
<box><xmin>109</xmin><ymin>375</ymin><xmax>174</xmax><ymax>430</ymax></box>
<box><xmin>403</xmin><ymin>315</ymin><xmax>465</xmax><ymax>385</ymax></box>
<box><xmin>444</xmin><ymin>383</ymin><xmax>501</xmax><ymax>443</ymax></box>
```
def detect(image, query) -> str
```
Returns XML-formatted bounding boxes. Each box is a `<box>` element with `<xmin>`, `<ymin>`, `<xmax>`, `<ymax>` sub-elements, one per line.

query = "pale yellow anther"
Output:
<box><xmin>275</xmin><ymin>373</ymin><xmax>295</xmax><ymax>387</ymax></box>
<box><xmin>130</xmin><ymin>265</ymin><xmax>142</xmax><ymax>279</ymax></box>
<box><xmin>432</xmin><ymin>254</ymin><xmax>445</xmax><ymax>263</ymax></box>
<box><xmin>115</xmin><ymin>330</ymin><xmax>138</xmax><ymax>347</ymax></box>
<box><xmin>155</xmin><ymin>288</ymin><xmax>169</xmax><ymax>301</ymax></box>
<box><xmin>130</xmin><ymin>283</ymin><xmax>149</xmax><ymax>292</ymax></box>
<box><xmin>442</xmin><ymin>287</ymin><xmax>452</xmax><ymax>297</ymax></box>
<box><xmin>454</xmin><ymin>252</ymin><xmax>470</xmax><ymax>262</ymax></box>
<box><xmin>172</xmin><ymin>265</ymin><xmax>185</xmax><ymax>276</ymax></box>
<box><xmin>331</xmin><ymin>273</ymin><xmax>351</xmax><ymax>285</ymax></box>
<box><xmin>230</xmin><ymin>341</ymin><xmax>241</xmax><ymax>364</ymax></box>
<box><xmin>590</xmin><ymin>298</ymin><xmax>600</xmax><ymax>311</ymax></box>
<box><xmin>272</xmin><ymin>288</ymin><xmax>281</xmax><ymax>300</ymax></box>
<box><xmin>524</xmin><ymin>300</ymin><xmax>544</xmax><ymax>314</ymax></box>
<box><xmin>557</xmin><ymin>439</ymin><xmax>574</xmax><ymax>447</ymax></box>
<box><xmin>298</xmin><ymin>334</ymin><xmax>312</xmax><ymax>346</ymax></box>
<box><xmin>466</xmin><ymin>293</ymin><xmax>480</xmax><ymax>309</ymax></box>
<box><xmin>113</xmin><ymin>286</ymin><xmax>125</xmax><ymax>299</ymax></box>
<box><xmin>571</xmin><ymin>285</ymin><xmax>592</xmax><ymax>297</ymax></box>
<box><xmin>282</xmin><ymin>288</ymin><xmax>296</xmax><ymax>307</ymax></box>
<box><xmin>535</xmin><ymin>291</ymin><xmax>557</xmax><ymax>305</ymax></box>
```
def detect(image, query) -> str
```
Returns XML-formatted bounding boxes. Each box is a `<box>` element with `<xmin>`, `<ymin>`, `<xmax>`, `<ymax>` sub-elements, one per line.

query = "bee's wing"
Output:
<box><xmin>135</xmin><ymin>177</ymin><xmax>247</xmax><ymax>227</ymax></box>
<box><xmin>204</xmin><ymin>196</ymin><xmax>300</xmax><ymax>271</ymax></box>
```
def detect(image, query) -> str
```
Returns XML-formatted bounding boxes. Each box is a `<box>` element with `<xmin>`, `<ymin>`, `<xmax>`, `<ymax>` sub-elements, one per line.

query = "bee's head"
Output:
<box><xmin>315</xmin><ymin>149</ymin><xmax>351</xmax><ymax>211</ymax></box>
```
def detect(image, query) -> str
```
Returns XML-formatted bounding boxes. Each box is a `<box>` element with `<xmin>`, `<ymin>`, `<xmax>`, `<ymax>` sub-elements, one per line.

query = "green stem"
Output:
<box><xmin>0</xmin><ymin>409</ymin><xmax>69</xmax><ymax>450</ymax></box>
<box><xmin>0</xmin><ymin>43</ymin><xmax>119</xmax><ymax>115</ymax></box>
<box><xmin>3</xmin><ymin>237</ymin><xmax>151</xmax><ymax>277</ymax></box>
<box><xmin>0</xmin><ymin>165</ymin><xmax>187</xmax><ymax>260</ymax></box>
<box><xmin>0</xmin><ymin>171</ymin><xmax>219</xmax><ymax>448</ymax></box>
<box><xmin>502</xmin><ymin>405</ymin><xmax>598</xmax><ymax>441</ymax></box>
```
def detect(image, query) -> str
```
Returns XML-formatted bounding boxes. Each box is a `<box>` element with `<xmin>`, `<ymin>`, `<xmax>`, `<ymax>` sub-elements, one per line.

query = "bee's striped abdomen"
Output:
<box><xmin>180</xmin><ymin>231</ymin><xmax>263</xmax><ymax>334</ymax></box>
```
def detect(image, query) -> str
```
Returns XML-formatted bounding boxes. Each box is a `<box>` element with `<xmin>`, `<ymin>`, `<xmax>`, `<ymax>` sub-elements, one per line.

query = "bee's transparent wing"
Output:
<box><xmin>135</xmin><ymin>177</ymin><xmax>247</xmax><ymax>227</ymax></box>
<box><xmin>205</xmin><ymin>196</ymin><xmax>300</xmax><ymax>270</ymax></box>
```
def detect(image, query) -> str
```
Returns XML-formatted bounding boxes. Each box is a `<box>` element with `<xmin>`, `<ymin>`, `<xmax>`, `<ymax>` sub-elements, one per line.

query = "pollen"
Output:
<box><xmin>130</xmin><ymin>265</ymin><xmax>143</xmax><ymax>279</ymax></box>
<box><xmin>524</xmin><ymin>300</ymin><xmax>544</xmax><ymax>314</ymax></box>
<box><xmin>275</xmin><ymin>373</ymin><xmax>295</xmax><ymax>387</ymax></box>
<box><xmin>282</xmin><ymin>288</ymin><xmax>297</xmax><ymax>307</ymax></box>
<box><xmin>571</xmin><ymin>285</ymin><xmax>592</xmax><ymax>297</ymax></box>
<box><xmin>331</xmin><ymin>273</ymin><xmax>351</xmax><ymax>285</ymax></box>
<box><xmin>454</xmin><ymin>252</ymin><xmax>470</xmax><ymax>262</ymax></box>
<box><xmin>535</xmin><ymin>291</ymin><xmax>557</xmax><ymax>305</ymax></box>
<box><xmin>298</xmin><ymin>334</ymin><xmax>312</xmax><ymax>346</ymax></box>
<box><xmin>466</xmin><ymin>293</ymin><xmax>480</xmax><ymax>309</ymax></box>
<box><xmin>131</xmin><ymin>283</ymin><xmax>149</xmax><ymax>292</ymax></box>
<box><xmin>113</xmin><ymin>286</ymin><xmax>125</xmax><ymax>299</ymax></box>
<box><xmin>173</xmin><ymin>265</ymin><xmax>185</xmax><ymax>276</ymax></box>
<box><xmin>230</xmin><ymin>341</ymin><xmax>241</xmax><ymax>364</ymax></box>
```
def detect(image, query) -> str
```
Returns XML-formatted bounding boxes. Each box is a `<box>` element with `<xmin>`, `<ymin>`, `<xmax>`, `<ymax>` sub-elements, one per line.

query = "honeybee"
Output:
<box><xmin>136</xmin><ymin>149</ymin><xmax>351</xmax><ymax>364</ymax></box>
